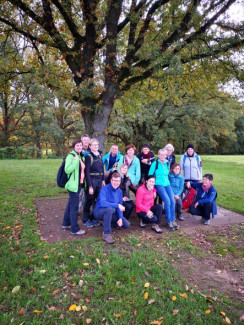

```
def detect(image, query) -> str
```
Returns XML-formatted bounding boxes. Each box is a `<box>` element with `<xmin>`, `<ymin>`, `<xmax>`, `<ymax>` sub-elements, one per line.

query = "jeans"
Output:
<box><xmin>83</xmin><ymin>177</ymin><xmax>102</xmax><ymax>223</ymax></box>
<box><xmin>189</xmin><ymin>203</ymin><xmax>213</xmax><ymax>220</ymax></box>
<box><xmin>175</xmin><ymin>197</ymin><xmax>182</xmax><ymax>217</ymax></box>
<box><xmin>94</xmin><ymin>207</ymin><xmax>130</xmax><ymax>234</ymax></box>
<box><xmin>137</xmin><ymin>204</ymin><xmax>162</xmax><ymax>224</ymax></box>
<box><xmin>62</xmin><ymin>190</ymin><xmax>81</xmax><ymax>233</ymax></box>
<box><xmin>155</xmin><ymin>185</ymin><xmax>175</xmax><ymax>223</ymax></box>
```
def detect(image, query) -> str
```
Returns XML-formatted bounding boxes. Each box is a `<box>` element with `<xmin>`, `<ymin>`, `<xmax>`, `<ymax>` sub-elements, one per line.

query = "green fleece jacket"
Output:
<box><xmin>64</xmin><ymin>150</ymin><xmax>83</xmax><ymax>192</ymax></box>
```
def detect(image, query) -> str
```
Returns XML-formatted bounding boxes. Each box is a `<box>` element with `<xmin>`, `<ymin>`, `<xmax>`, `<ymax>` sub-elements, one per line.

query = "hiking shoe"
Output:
<box><xmin>152</xmin><ymin>224</ymin><xmax>162</xmax><ymax>233</ymax></box>
<box><xmin>167</xmin><ymin>222</ymin><xmax>175</xmax><ymax>231</ymax></box>
<box><xmin>172</xmin><ymin>221</ymin><xmax>179</xmax><ymax>230</ymax></box>
<box><xmin>70</xmin><ymin>229</ymin><xmax>86</xmax><ymax>235</ymax></box>
<box><xmin>203</xmin><ymin>219</ymin><xmax>210</xmax><ymax>225</ymax></box>
<box><xmin>62</xmin><ymin>225</ymin><xmax>71</xmax><ymax>230</ymax></box>
<box><xmin>84</xmin><ymin>220</ymin><xmax>94</xmax><ymax>227</ymax></box>
<box><xmin>139</xmin><ymin>219</ymin><xmax>146</xmax><ymax>228</ymax></box>
<box><xmin>90</xmin><ymin>219</ymin><xmax>101</xmax><ymax>227</ymax></box>
<box><xmin>178</xmin><ymin>215</ymin><xmax>184</xmax><ymax>221</ymax></box>
<box><xmin>102</xmin><ymin>233</ymin><xmax>115</xmax><ymax>244</ymax></box>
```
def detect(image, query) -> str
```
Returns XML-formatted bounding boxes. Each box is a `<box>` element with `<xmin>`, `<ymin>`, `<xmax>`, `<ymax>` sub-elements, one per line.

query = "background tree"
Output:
<box><xmin>0</xmin><ymin>0</ymin><xmax>243</xmax><ymax>150</ymax></box>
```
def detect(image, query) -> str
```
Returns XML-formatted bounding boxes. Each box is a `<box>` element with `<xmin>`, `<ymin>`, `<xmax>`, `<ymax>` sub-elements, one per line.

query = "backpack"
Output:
<box><xmin>57</xmin><ymin>153</ymin><xmax>75</xmax><ymax>188</ymax></box>
<box><xmin>182</xmin><ymin>187</ymin><xmax>196</xmax><ymax>210</ymax></box>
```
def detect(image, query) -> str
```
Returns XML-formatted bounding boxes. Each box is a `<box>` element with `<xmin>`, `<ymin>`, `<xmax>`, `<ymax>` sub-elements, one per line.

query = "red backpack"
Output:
<box><xmin>182</xmin><ymin>188</ymin><xmax>196</xmax><ymax>210</ymax></box>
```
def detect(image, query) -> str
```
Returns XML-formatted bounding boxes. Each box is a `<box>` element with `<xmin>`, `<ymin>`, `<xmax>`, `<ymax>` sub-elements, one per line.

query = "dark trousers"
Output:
<box><xmin>123</xmin><ymin>200</ymin><xmax>135</xmax><ymax>219</ymax></box>
<box><xmin>94</xmin><ymin>207</ymin><xmax>130</xmax><ymax>234</ymax></box>
<box><xmin>189</xmin><ymin>203</ymin><xmax>213</xmax><ymax>220</ymax></box>
<box><xmin>63</xmin><ymin>190</ymin><xmax>81</xmax><ymax>233</ymax></box>
<box><xmin>137</xmin><ymin>204</ymin><xmax>162</xmax><ymax>224</ymax></box>
<box><xmin>175</xmin><ymin>198</ymin><xmax>182</xmax><ymax>216</ymax></box>
<box><xmin>83</xmin><ymin>177</ymin><xmax>102</xmax><ymax>223</ymax></box>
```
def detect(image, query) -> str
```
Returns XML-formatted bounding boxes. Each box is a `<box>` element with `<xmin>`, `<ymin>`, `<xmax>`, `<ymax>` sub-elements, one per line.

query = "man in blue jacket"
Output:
<box><xmin>186</xmin><ymin>173</ymin><xmax>217</xmax><ymax>225</ymax></box>
<box><xmin>94</xmin><ymin>172</ymin><xmax>130</xmax><ymax>244</ymax></box>
<box><xmin>102</xmin><ymin>144</ymin><xmax>122</xmax><ymax>184</ymax></box>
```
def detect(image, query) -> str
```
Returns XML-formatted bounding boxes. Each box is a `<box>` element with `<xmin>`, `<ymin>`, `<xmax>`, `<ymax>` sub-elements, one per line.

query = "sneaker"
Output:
<box><xmin>102</xmin><ymin>233</ymin><xmax>115</xmax><ymax>244</ymax></box>
<box><xmin>70</xmin><ymin>229</ymin><xmax>86</xmax><ymax>235</ymax></box>
<box><xmin>62</xmin><ymin>225</ymin><xmax>71</xmax><ymax>230</ymax></box>
<box><xmin>151</xmin><ymin>224</ymin><xmax>162</xmax><ymax>233</ymax></box>
<box><xmin>84</xmin><ymin>220</ymin><xmax>94</xmax><ymax>228</ymax></box>
<box><xmin>167</xmin><ymin>222</ymin><xmax>175</xmax><ymax>231</ymax></box>
<box><xmin>178</xmin><ymin>215</ymin><xmax>184</xmax><ymax>221</ymax></box>
<box><xmin>90</xmin><ymin>219</ymin><xmax>101</xmax><ymax>227</ymax></box>
<box><xmin>203</xmin><ymin>219</ymin><xmax>210</xmax><ymax>225</ymax></box>
<box><xmin>139</xmin><ymin>219</ymin><xmax>146</xmax><ymax>228</ymax></box>
<box><xmin>172</xmin><ymin>221</ymin><xmax>179</xmax><ymax>230</ymax></box>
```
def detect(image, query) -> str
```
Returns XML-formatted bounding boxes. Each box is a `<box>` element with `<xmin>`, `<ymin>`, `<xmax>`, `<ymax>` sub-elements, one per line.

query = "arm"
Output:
<box><xmin>85</xmin><ymin>155</ymin><xmax>92</xmax><ymax>188</ymax></box>
<box><xmin>198</xmin><ymin>188</ymin><xmax>217</xmax><ymax>205</ymax></box>
<box><xmin>134</xmin><ymin>158</ymin><xmax>141</xmax><ymax>185</ymax></box>
<box><xmin>176</xmin><ymin>176</ymin><xmax>184</xmax><ymax>196</ymax></box>
<box><xmin>136</xmin><ymin>187</ymin><xmax>148</xmax><ymax>212</ymax></box>
<box><xmin>148</xmin><ymin>161</ymin><xmax>156</xmax><ymax>176</ymax></box>
<box><xmin>99</xmin><ymin>187</ymin><xmax>120</xmax><ymax>209</ymax></box>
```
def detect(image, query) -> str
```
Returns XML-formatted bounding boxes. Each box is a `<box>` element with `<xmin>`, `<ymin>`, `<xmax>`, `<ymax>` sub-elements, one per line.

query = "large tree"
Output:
<box><xmin>0</xmin><ymin>0</ymin><xmax>243</xmax><ymax>150</ymax></box>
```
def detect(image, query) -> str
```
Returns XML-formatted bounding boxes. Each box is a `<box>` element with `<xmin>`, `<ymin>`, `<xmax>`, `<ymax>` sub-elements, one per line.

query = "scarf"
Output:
<box><xmin>124</xmin><ymin>155</ymin><xmax>134</xmax><ymax>169</ymax></box>
<box><xmin>141</xmin><ymin>151</ymin><xmax>151</xmax><ymax>159</ymax></box>
<box><xmin>202</xmin><ymin>184</ymin><xmax>211</xmax><ymax>192</ymax></box>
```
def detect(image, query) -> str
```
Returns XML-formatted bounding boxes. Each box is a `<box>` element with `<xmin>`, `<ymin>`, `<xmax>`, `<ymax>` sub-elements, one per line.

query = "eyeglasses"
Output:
<box><xmin>174</xmin><ymin>167</ymin><xmax>180</xmax><ymax>170</ymax></box>
<box><xmin>111</xmin><ymin>179</ymin><xmax>121</xmax><ymax>182</ymax></box>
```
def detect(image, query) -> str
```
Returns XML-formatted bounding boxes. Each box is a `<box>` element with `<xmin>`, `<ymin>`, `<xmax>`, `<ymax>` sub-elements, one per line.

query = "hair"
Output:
<box><xmin>170</xmin><ymin>163</ymin><xmax>181</xmax><ymax>173</ymax></box>
<box><xmin>119</xmin><ymin>163</ymin><xmax>128</xmax><ymax>176</ymax></box>
<box><xmin>145</xmin><ymin>174</ymin><xmax>155</xmax><ymax>182</ymax></box>
<box><xmin>141</xmin><ymin>144</ymin><xmax>150</xmax><ymax>150</ymax></box>
<box><xmin>81</xmin><ymin>134</ymin><xmax>90</xmax><ymax>140</ymax></box>
<box><xmin>89</xmin><ymin>138</ymin><xmax>99</xmax><ymax>146</ymax></box>
<box><xmin>126</xmin><ymin>144</ymin><xmax>136</xmax><ymax>154</ymax></box>
<box><xmin>164</xmin><ymin>143</ymin><xmax>174</xmax><ymax>152</ymax></box>
<box><xmin>111</xmin><ymin>171</ymin><xmax>121</xmax><ymax>180</ymax></box>
<box><xmin>203</xmin><ymin>173</ymin><xmax>213</xmax><ymax>181</ymax></box>
<box><xmin>110</xmin><ymin>144</ymin><xmax>118</xmax><ymax>150</ymax></box>
<box><xmin>72</xmin><ymin>139</ymin><xmax>82</xmax><ymax>148</ymax></box>
<box><xmin>158</xmin><ymin>148</ymin><xmax>167</xmax><ymax>155</ymax></box>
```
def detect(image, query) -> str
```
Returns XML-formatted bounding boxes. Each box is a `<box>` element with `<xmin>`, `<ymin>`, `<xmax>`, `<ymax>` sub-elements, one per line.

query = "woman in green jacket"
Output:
<box><xmin>62</xmin><ymin>139</ymin><xmax>86</xmax><ymax>235</ymax></box>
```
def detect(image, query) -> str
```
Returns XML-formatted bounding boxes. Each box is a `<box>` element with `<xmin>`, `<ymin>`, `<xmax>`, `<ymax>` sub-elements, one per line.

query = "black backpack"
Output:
<box><xmin>57</xmin><ymin>153</ymin><xmax>75</xmax><ymax>188</ymax></box>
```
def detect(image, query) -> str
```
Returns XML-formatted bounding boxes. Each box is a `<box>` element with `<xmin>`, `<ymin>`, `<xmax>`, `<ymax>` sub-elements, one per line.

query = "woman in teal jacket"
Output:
<box><xmin>62</xmin><ymin>139</ymin><xmax>86</xmax><ymax>236</ymax></box>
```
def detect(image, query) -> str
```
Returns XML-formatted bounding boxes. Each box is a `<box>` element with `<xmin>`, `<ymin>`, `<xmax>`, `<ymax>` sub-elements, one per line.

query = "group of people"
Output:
<box><xmin>62</xmin><ymin>135</ymin><xmax>217</xmax><ymax>244</ymax></box>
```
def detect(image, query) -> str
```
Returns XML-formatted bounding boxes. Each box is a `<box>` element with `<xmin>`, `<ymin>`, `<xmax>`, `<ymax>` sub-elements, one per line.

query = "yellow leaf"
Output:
<box><xmin>225</xmin><ymin>317</ymin><xmax>231</xmax><ymax>324</ymax></box>
<box><xmin>5</xmin><ymin>226</ymin><xmax>11</xmax><ymax>229</ymax></box>
<box><xmin>96</xmin><ymin>258</ymin><xmax>100</xmax><ymax>264</ymax></box>
<box><xmin>12</xmin><ymin>285</ymin><xmax>20</xmax><ymax>294</ymax></box>
<box><xmin>43</xmin><ymin>255</ymin><xmax>49</xmax><ymax>259</ymax></box>
<box><xmin>150</xmin><ymin>321</ymin><xmax>162</xmax><ymax>325</ymax></box>
<box><xmin>115</xmin><ymin>313</ymin><xmax>122</xmax><ymax>318</ymax></box>
<box><xmin>179</xmin><ymin>293</ymin><xmax>188</xmax><ymax>298</ymax></box>
<box><xmin>75</xmin><ymin>306</ymin><xmax>81</xmax><ymax>312</ymax></box>
<box><xmin>172</xmin><ymin>296</ymin><xmax>177</xmax><ymax>301</ymax></box>
<box><xmin>39</xmin><ymin>269</ymin><xmax>46</xmax><ymax>274</ymax></box>
<box><xmin>144</xmin><ymin>282</ymin><xmax>150</xmax><ymax>288</ymax></box>
<box><xmin>83</xmin><ymin>263</ymin><xmax>89</xmax><ymax>266</ymax></box>
<box><xmin>82</xmin><ymin>305</ymin><xmax>88</xmax><ymax>312</ymax></box>
<box><xmin>144</xmin><ymin>292</ymin><xmax>149</xmax><ymax>300</ymax></box>
<box><xmin>220</xmin><ymin>311</ymin><xmax>226</xmax><ymax>316</ymax></box>
<box><xmin>205</xmin><ymin>310</ymin><xmax>211</xmax><ymax>314</ymax></box>
<box><xmin>33</xmin><ymin>310</ymin><xmax>42</xmax><ymax>313</ymax></box>
<box><xmin>69</xmin><ymin>304</ymin><xmax>77</xmax><ymax>311</ymax></box>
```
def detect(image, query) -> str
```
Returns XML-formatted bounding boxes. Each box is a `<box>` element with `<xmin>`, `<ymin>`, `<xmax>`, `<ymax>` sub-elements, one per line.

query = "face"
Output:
<box><xmin>111</xmin><ymin>145</ymin><xmax>118</xmax><ymax>156</ymax></box>
<box><xmin>74</xmin><ymin>142</ymin><xmax>82</xmax><ymax>154</ymax></box>
<box><xmin>120</xmin><ymin>165</ymin><xmax>128</xmax><ymax>174</ymax></box>
<box><xmin>81</xmin><ymin>136</ymin><xmax>90</xmax><ymax>149</ymax></box>
<box><xmin>127</xmin><ymin>148</ymin><xmax>135</xmax><ymax>156</ymax></box>
<box><xmin>202</xmin><ymin>177</ymin><xmax>211</xmax><ymax>187</ymax></box>
<box><xmin>90</xmin><ymin>141</ymin><xmax>99</xmax><ymax>152</ymax></box>
<box><xmin>142</xmin><ymin>147</ymin><xmax>149</xmax><ymax>155</ymax></box>
<box><xmin>173</xmin><ymin>166</ymin><xmax>181</xmax><ymax>175</ymax></box>
<box><xmin>158</xmin><ymin>151</ymin><xmax>167</xmax><ymax>161</ymax></box>
<box><xmin>187</xmin><ymin>148</ymin><xmax>194</xmax><ymax>156</ymax></box>
<box><xmin>167</xmin><ymin>148</ymin><xmax>173</xmax><ymax>156</ymax></box>
<box><xmin>146</xmin><ymin>177</ymin><xmax>155</xmax><ymax>188</ymax></box>
<box><xmin>111</xmin><ymin>177</ymin><xmax>121</xmax><ymax>189</ymax></box>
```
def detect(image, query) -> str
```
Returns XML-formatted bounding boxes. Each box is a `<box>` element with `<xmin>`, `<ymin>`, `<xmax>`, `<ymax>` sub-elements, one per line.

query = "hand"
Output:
<box><xmin>141</xmin><ymin>159</ymin><xmax>148</xmax><ymax>164</ymax></box>
<box><xmin>102</xmin><ymin>181</ymin><xmax>106</xmax><ymax>186</ymax></box>
<box><xmin>174</xmin><ymin>195</ymin><xmax>180</xmax><ymax>200</ymax></box>
<box><xmin>146</xmin><ymin>210</ymin><xmax>153</xmax><ymax>218</ymax></box>
<box><xmin>132</xmin><ymin>184</ymin><xmax>137</xmax><ymax>187</ymax></box>
<box><xmin>89</xmin><ymin>187</ymin><xmax>94</xmax><ymax>195</ymax></box>
<box><xmin>194</xmin><ymin>202</ymin><xmax>199</xmax><ymax>208</ymax></box>
<box><xmin>117</xmin><ymin>218</ymin><xmax>123</xmax><ymax>227</ymax></box>
<box><xmin>186</xmin><ymin>181</ymin><xmax>191</xmax><ymax>189</ymax></box>
<box><xmin>118</xmin><ymin>204</ymin><xmax>125</xmax><ymax>211</ymax></box>
<box><xmin>123</xmin><ymin>197</ymin><xmax>129</xmax><ymax>202</ymax></box>
<box><xmin>105</xmin><ymin>171</ymin><xmax>110</xmax><ymax>178</ymax></box>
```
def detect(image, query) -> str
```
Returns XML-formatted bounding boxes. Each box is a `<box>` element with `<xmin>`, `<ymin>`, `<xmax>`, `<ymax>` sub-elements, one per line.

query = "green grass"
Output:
<box><xmin>0</xmin><ymin>157</ymin><xmax>243</xmax><ymax>324</ymax></box>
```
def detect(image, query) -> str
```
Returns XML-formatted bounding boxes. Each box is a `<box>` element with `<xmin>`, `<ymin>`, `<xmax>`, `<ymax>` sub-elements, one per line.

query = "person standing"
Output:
<box><xmin>62</xmin><ymin>139</ymin><xmax>86</xmax><ymax>236</ymax></box>
<box><xmin>180</xmin><ymin>144</ymin><xmax>202</xmax><ymax>182</ymax></box>
<box><xmin>81</xmin><ymin>134</ymin><xmax>91</xmax><ymax>157</ymax></box>
<box><xmin>164</xmin><ymin>143</ymin><xmax>176</xmax><ymax>169</ymax></box>
<box><xmin>137</xmin><ymin>144</ymin><xmax>155</xmax><ymax>184</ymax></box>
<box><xmin>102</xmin><ymin>144</ymin><xmax>122</xmax><ymax>184</ymax></box>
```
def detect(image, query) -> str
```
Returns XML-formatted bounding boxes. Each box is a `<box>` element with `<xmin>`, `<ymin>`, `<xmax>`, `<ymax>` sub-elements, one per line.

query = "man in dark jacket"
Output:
<box><xmin>187</xmin><ymin>173</ymin><xmax>217</xmax><ymax>225</ymax></box>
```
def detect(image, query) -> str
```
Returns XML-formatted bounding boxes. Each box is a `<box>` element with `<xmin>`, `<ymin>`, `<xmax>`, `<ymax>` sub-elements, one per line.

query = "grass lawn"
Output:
<box><xmin>0</xmin><ymin>157</ymin><xmax>243</xmax><ymax>324</ymax></box>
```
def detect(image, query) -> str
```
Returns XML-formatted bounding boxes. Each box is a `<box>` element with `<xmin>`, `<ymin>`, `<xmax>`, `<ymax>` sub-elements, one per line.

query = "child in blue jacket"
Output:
<box><xmin>169</xmin><ymin>163</ymin><xmax>184</xmax><ymax>221</ymax></box>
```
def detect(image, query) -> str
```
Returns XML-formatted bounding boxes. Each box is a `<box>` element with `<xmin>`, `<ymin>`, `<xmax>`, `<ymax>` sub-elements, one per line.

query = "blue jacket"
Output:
<box><xmin>94</xmin><ymin>183</ymin><xmax>125</xmax><ymax>220</ymax></box>
<box><xmin>102</xmin><ymin>151</ymin><xmax>122</xmax><ymax>172</ymax></box>
<box><xmin>169</xmin><ymin>172</ymin><xmax>184</xmax><ymax>196</ymax></box>
<box><xmin>148</xmin><ymin>159</ymin><xmax>170</xmax><ymax>186</ymax></box>
<box><xmin>117</xmin><ymin>155</ymin><xmax>141</xmax><ymax>185</ymax></box>
<box><xmin>191</xmin><ymin>182</ymin><xmax>217</xmax><ymax>217</ymax></box>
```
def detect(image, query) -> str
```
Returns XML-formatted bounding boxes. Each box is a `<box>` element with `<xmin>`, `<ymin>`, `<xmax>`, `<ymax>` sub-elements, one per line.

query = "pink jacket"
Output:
<box><xmin>136</xmin><ymin>184</ymin><xmax>156</xmax><ymax>213</ymax></box>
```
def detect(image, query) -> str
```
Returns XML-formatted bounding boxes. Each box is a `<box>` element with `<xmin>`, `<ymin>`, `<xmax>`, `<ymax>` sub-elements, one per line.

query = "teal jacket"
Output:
<box><xmin>169</xmin><ymin>172</ymin><xmax>184</xmax><ymax>196</ymax></box>
<box><xmin>65</xmin><ymin>150</ymin><xmax>83</xmax><ymax>192</ymax></box>
<box><xmin>117</xmin><ymin>155</ymin><xmax>141</xmax><ymax>185</ymax></box>
<box><xmin>149</xmin><ymin>159</ymin><xmax>170</xmax><ymax>186</ymax></box>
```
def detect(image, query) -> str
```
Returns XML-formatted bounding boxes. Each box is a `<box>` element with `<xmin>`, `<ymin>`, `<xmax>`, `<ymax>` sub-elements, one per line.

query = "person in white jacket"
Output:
<box><xmin>180</xmin><ymin>144</ymin><xmax>202</xmax><ymax>182</ymax></box>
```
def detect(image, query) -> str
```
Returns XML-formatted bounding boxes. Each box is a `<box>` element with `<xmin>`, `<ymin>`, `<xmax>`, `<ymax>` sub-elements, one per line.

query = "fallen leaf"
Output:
<box><xmin>39</xmin><ymin>270</ymin><xmax>46</xmax><ymax>274</ymax></box>
<box><xmin>172</xmin><ymin>296</ymin><xmax>177</xmax><ymax>301</ymax></box>
<box><xmin>12</xmin><ymin>286</ymin><xmax>20</xmax><ymax>294</ymax></box>
<box><xmin>18</xmin><ymin>308</ymin><xmax>24</xmax><ymax>315</ymax></box>
<box><xmin>76</xmin><ymin>306</ymin><xmax>81</xmax><ymax>312</ymax></box>
<box><xmin>49</xmin><ymin>306</ymin><xmax>56</xmax><ymax>311</ymax></box>
<box><xmin>144</xmin><ymin>282</ymin><xmax>150</xmax><ymax>288</ymax></box>
<box><xmin>220</xmin><ymin>311</ymin><xmax>226</xmax><ymax>316</ymax></box>
<box><xmin>33</xmin><ymin>310</ymin><xmax>42</xmax><ymax>313</ymax></box>
<box><xmin>82</xmin><ymin>305</ymin><xmax>88</xmax><ymax>312</ymax></box>
<box><xmin>114</xmin><ymin>313</ymin><xmax>122</xmax><ymax>318</ymax></box>
<box><xmin>150</xmin><ymin>321</ymin><xmax>162</xmax><ymax>325</ymax></box>
<box><xmin>96</xmin><ymin>258</ymin><xmax>100</xmax><ymax>264</ymax></box>
<box><xmin>86</xmin><ymin>319</ymin><xmax>92</xmax><ymax>324</ymax></box>
<box><xmin>205</xmin><ymin>310</ymin><xmax>211</xmax><ymax>314</ymax></box>
<box><xmin>43</xmin><ymin>255</ymin><xmax>49</xmax><ymax>259</ymax></box>
<box><xmin>179</xmin><ymin>293</ymin><xmax>188</xmax><ymax>298</ymax></box>
<box><xmin>69</xmin><ymin>304</ymin><xmax>77</xmax><ymax>311</ymax></box>
<box><xmin>85</xmin><ymin>297</ymin><xmax>90</xmax><ymax>303</ymax></box>
<box><xmin>225</xmin><ymin>317</ymin><xmax>231</xmax><ymax>324</ymax></box>
<box><xmin>52</xmin><ymin>289</ymin><xmax>59</xmax><ymax>296</ymax></box>
<box><xmin>5</xmin><ymin>226</ymin><xmax>11</xmax><ymax>229</ymax></box>
<box><xmin>79</xmin><ymin>280</ymin><xmax>84</xmax><ymax>287</ymax></box>
<box><xmin>83</xmin><ymin>263</ymin><xmax>89</xmax><ymax>266</ymax></box>
<box><xmin>63</xmin><ymin>272</ymin><xmax>69</xmax><ymax>278</ymax></box>
<box><xmin>144</xmin><ymin>292</ymin><xmax>149</xmax><ymax>300</ymax></box>
<box><xmin>148</xmin><ymin>299</ymin><xmax>155</xmax><ymax>305</ymax></box>
<box><xmin>173</xmin><ymin>309</ymin><xmax>179</xmax><ymax>316</ymax></box>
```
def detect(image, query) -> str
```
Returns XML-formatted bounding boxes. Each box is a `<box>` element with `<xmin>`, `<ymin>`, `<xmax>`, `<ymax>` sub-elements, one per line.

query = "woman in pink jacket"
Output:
<box><xmin>136</xmin><ymin>175</ymin><xmax>163</xmax><ymax>233</ymax></box>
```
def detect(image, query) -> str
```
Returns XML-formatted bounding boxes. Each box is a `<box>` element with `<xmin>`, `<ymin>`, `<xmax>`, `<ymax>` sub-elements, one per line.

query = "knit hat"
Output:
<box><xmin>187</xmin><ymin>143</ymin><xmax>194</xmax><ymax>150</ymax></box>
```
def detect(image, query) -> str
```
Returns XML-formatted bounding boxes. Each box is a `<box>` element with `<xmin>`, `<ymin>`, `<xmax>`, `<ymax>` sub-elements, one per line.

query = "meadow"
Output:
<box><xmin>0</xmin><ymin>156</ymin><xmax>243</xmax><ymax>324</ymax></box>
